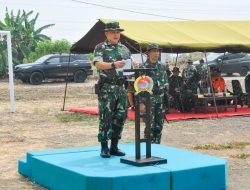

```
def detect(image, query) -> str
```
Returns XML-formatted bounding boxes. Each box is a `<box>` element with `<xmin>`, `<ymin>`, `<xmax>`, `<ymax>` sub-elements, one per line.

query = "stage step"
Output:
<box><xmin>18</xmin><ymin>143</ymin><xmax>227</xmax><ymax>190</ymax></box>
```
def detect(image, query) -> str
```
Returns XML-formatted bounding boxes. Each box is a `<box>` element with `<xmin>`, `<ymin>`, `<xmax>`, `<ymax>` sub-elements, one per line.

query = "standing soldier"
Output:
<box><xmin>169</xmin><ymin>67</ymin><xmax>184</xmax><ymax>112</ymax></box>
<box><xmin>196</xmin><ymin>59</ymin><xmax>209</xmax><ymax>93</ymax></box>
<box><xmin>139</xmin><ymin>43</ymin><xmax>168</xmax><ymax>144</ymax></box>
<box><xmin>93</xmin><ymin>21</ymin><xmax>130</xmax><ymax>158</ymax></box>
<box><xmin>182</xmin><ymin>59</ymin><xmax>197</xmax><ymax>82</ymax></box>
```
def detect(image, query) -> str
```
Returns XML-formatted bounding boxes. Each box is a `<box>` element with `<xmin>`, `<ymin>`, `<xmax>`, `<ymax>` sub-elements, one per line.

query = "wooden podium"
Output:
<box><xmin>121</xmin><ymin>68</ymin><xmax>167</xmax><ymax>166</ymax></box>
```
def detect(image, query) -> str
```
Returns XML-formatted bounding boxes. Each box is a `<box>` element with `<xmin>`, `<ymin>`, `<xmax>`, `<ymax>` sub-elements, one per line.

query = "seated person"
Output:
<box><xmin>210</xmin><ymin>68</ymin><xmax>232</xmax><ymax>106</ymax></box>
<box><xmin>211</xmin><ymin>68</ymin><xmax>225</xmax><ymax>93</ymax></box>
<box><xmin>181</xmin><ymin>71</ymin><xmax>201</xmax><ymax>112</ymax></box>
<box><xmin>169</xmin><ymin>67</ymin><xmax>184</xmax><ymax>112</ymax></box>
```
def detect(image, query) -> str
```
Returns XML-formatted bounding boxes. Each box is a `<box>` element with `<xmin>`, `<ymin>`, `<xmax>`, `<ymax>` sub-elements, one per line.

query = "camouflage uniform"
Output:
<box><xmin>139</xmin><ymin>59</ymin><xmax>168</xmax><ymax>144</ymax></box>
<box><xmin>181</xmin><ymin>72</ymin><xmax>201</xmax><ymax>112</ymax></box>
<box><xmin>182</xmin><ymin>62</ymin><xmax>197</xmax><ymax>82</ymax></box>
<box><xmin>196</xmin><ymin>61</ymin><xmax>209</xmax><ymax>93</ymax></box>
<box><xmin>169</xmin><ymin>72</ymin><xmax>184</xmax><ymax>112</ymax></box>
<box><xmin>93</xmin><ymin>40</ymin><xmax>130</xmax><ymax>143</ymax></box>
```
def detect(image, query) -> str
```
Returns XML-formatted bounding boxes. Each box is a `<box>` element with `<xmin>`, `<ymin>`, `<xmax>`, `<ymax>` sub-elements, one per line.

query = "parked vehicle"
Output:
<box><xmin>204</xmin><ymin>53</ymin><xmax>250</xmax><ymax>76</ymax></box>
<box><xmin>14</xmin><ymin>54</ymin><xmax>93</xmax><ymax>85</ymax></box>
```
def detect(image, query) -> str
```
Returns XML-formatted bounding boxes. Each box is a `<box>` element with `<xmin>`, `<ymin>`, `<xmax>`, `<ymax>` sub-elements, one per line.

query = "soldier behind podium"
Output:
<box><xmin>169</xmin><ymin>67</ymin><xmax>184</xmax><ymax>112</ymax></box>
<box><xmin>139</xmin><ymin>43</ymin><xmax>169</xmax><ymax>144</ymax></box>
<box><xmin>93</xmin><ymin>21</ymin><xmax>130</xmax><ymax>158</ymax></box>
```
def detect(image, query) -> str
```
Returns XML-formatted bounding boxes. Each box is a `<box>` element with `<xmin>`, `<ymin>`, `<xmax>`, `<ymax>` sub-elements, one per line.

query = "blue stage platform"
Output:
<box><xmin>18</xmin><ymin>144</ymin><xmax>227</xmax><ymax>190</ymax></box>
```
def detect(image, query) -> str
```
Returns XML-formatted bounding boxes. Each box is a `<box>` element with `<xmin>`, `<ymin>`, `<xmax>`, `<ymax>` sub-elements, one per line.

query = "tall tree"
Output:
<box><xmin>0</xmin><ymin>8</ymin><xmax>54</xmax><ymax>76</ymax></box>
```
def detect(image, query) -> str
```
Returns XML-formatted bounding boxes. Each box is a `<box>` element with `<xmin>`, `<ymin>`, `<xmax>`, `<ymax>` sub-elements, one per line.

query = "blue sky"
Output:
<box><xmin>1</xmin><ymin>0</ymin><xmax>250</xmax><ymax>43</ymax></box>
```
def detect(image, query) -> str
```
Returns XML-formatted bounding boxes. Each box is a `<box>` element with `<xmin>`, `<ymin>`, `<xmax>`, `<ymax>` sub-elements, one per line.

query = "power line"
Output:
<box><xmin>1</xmin><ymin>2</ymin><xmax>249</xmax><ymax>15</ymax></box>
<box><xmin>71</xmin><ymin>0</ymin><xmax>192</xmax><ymax>21</ymax></box>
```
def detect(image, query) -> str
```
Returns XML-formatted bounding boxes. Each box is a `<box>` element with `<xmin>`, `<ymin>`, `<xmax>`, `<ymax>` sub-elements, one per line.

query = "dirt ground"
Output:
<box><xmin>0</xmin><ymin>78</ymin><xmax>250</xmax><ymax>190</ymax></box>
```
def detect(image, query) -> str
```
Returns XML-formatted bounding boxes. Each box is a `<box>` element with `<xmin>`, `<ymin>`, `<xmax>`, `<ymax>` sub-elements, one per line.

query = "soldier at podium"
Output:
<box><xmin>93</xmin><ymin>21</ymin><xmax>130</xmax><ymax>158</ymax></box>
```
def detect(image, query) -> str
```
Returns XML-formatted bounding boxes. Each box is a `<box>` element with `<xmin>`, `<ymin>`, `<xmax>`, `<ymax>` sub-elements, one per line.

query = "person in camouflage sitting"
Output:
<box><xmin>169</xmin><ymin>67</ymin><xmax>184</xmax><ymax>112</ymax></box>
<box><xmin>181</xmin><ymin>71</ymin><xmax>201</xmax><ymax>112</ymax></box>
<box><xmin>93</xmin><ymin>21</ymin><xmax>131</xmax><ymax>158</ymax></box>
<box><xmin>139</xmin><ymin>43</ymin><xmax>169</xmax><ymax>144</ymax></box>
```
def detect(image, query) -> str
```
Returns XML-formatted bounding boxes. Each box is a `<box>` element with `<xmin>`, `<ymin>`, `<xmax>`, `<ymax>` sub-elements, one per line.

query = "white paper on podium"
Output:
<box><xmin>116</xmin><ymin>59</ymin><xmax>134</xmax><ymax>76</ymax></box>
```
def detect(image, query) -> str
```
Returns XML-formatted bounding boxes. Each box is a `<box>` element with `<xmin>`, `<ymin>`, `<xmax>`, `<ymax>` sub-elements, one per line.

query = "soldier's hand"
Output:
<box><xmin>114</xmin><ymin>60</ymin><xmax>125</xmax><ymax>68</ymax></box>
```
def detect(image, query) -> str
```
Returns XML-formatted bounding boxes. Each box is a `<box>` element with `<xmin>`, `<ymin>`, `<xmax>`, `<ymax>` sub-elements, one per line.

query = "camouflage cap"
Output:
<box><xmin>172</xmin><ymin>67</ymin><xmax>180</xmax><ymax>73</ymax></box>
<box><xmin>146</xmin><ymin>43</ymin><xmax>162</xmax><ymax>53</ymax></box>
<box><xmin>104</xmin><ymin>21</ymin><xmax>124</xmax><ymax>32</ymax></box>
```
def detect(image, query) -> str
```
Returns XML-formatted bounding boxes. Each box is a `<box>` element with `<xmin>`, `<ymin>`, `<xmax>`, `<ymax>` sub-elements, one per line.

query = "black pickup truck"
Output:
<box><xmin>14</xmin><ymin>54</ymin><xmax>93</xmax><ymax>85</ymax></box>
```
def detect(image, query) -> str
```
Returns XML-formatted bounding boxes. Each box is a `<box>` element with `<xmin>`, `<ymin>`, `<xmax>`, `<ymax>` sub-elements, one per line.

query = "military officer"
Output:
<box><xmin>182</xmin><ymin>59</ymin><xmax>197</xmax><ymax>82</ymax></box>
<box><xmin>139</xmin><ymin>43</ymin><xmax>168</xmax><ymax>144</ymax></box>
<box><xmin>93</xmin><ymin>21</ymin><xmax>130</xmax><ymax>158</ymax></box>
<box><xmin>196</xmin><ymin>59</ymin><xmax>209</xmax><ymax>93</ymax></box>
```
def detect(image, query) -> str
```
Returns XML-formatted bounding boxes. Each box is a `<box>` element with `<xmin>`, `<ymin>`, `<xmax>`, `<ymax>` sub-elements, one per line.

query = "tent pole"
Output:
<box><xmin>204</xmin><ymin>51</ymin><xmax>218</xmax><ymax>117</ymax></box>
<box><xmin>174</xmin><ymin>52</ymin><xmax>179</xmax><ymax>67</ymax></box>
<box><xmin>139</xmin><ymin>45</ymin><xmax>144</xmax><ymax>63</ymax></box>
<box><xmin>62</xmin><ymin>53</ymin><xmax>72</xmax><ymax>111</ymax></box>
<box><xmin>124</xmin><ymin>40</ymin><xmax>141</xmax><ymax>54</ymax></box>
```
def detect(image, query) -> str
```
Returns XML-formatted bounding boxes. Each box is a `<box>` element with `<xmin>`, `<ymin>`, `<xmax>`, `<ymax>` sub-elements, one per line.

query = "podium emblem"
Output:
<box><xmin>134</xmin><ymin>75</ymin><xmax>153</xmax><ymax>95</ymax></box>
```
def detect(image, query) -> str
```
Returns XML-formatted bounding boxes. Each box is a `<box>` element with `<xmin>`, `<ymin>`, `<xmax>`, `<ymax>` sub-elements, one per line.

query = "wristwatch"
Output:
<box><xmin>111</xmin><ymin>62</ymin><xmax>116</xmax><ymax>69</ymax></box>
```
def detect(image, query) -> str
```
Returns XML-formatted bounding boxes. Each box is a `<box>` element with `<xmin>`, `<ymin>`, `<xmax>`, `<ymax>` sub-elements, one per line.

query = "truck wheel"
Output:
<box><xmin>240</xmin><ymin>67</ymin><xmax>248</xmax><ymax>76</ymax></box>
<box><xmin>74</xmin><ymin>70</ymin><xmax>87</xmax><ymax>83</ymax></box>
<box><xmin>30</xmin><ymin>72</ymin><xmax>43</xmax><ymax>85</ymax></box>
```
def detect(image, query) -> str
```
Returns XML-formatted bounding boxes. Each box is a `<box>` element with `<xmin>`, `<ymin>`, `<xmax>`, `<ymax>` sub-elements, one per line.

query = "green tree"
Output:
<box><xmin>0</xmin><ymin>8</ymin><xmax>54</xmax><ymax>76</ymax></box>
<box><xmin>25</xmin><ymin>39</ymin><xmax>71</xmax><ymax>62</ymax></box>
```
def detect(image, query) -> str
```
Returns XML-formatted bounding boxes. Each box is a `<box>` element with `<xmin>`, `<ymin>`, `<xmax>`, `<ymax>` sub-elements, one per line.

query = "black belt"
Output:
<box><xmin>99</xmin><ymin>78</ymin><xmax>124</xmax><ymax>85</ymax></box>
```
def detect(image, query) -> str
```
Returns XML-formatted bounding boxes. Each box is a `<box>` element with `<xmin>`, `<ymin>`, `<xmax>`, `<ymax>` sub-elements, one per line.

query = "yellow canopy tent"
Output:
<box><xmin>71</xmin><ymin>19</ymin><xmax>250</xmax><ymax>53</ymax></box>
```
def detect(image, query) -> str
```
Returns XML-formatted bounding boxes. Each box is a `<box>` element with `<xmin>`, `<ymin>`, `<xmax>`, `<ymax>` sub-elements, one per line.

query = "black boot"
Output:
<box><xmin>110</xmin><ymin>139</ymin><xmax>125</xmax><ymax>156</ymax></box>
<box><xmin>100</xmin><ymin>142</ymin><xmax>110</xmax><ymax>158</ymax></box>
